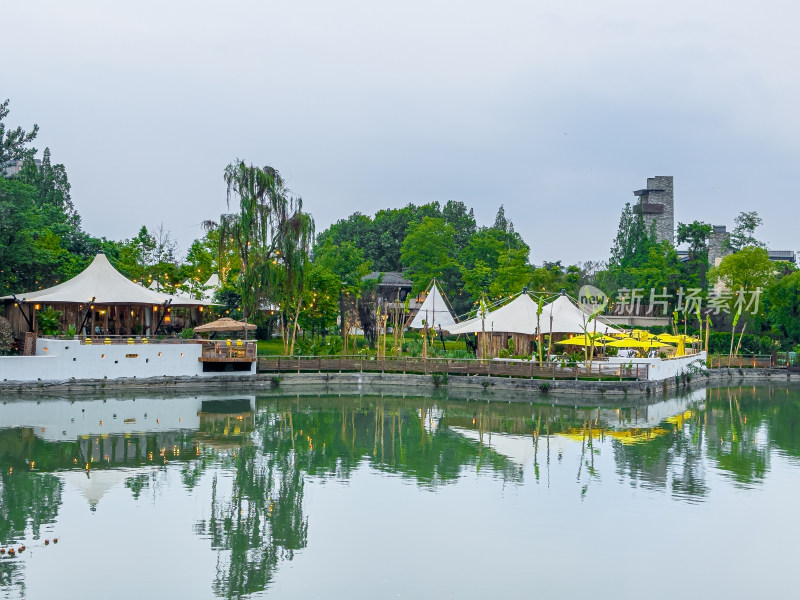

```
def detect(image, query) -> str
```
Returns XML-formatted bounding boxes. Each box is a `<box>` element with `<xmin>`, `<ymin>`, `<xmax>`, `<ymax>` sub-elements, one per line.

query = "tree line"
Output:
<box><xmin>2</xmin><ymin>98</ymin><xmax>799</xmax><ymax>354</ymax></box>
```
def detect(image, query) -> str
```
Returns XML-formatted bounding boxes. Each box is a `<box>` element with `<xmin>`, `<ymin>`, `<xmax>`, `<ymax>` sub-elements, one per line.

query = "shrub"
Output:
<box><xmin>37</xmin><ymin>307</ymin><xmax>62</xmax><ymax>336</ymax></box>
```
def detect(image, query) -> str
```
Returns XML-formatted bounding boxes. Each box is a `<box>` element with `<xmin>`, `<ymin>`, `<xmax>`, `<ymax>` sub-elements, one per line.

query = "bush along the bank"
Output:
<box><xmin>706</xmin><ymin>332</ymin><xmax>777</xmax><ymax>355</ymax></box>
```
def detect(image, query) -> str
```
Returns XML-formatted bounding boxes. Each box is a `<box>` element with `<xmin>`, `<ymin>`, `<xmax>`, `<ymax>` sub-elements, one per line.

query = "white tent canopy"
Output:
<box><xmin>201</xmin><ymin>273</ymin><xmax>220</xmax><ymax>302</ymax></box>
<box><xmin>537</xmin><ymin>294</ymin><xmax>621</xmax><ymax>335</ymax></box>
<box><xmin>3</xmin><ymin>253</ymin><xmax>208</xmax><ymax>306</ymax></box>
<box><xmin>409</xmin><ymin>281</ymin><xmax>457</xmax><ymax>330</ymax></box>
<box><xmin>448</xmin><ymin>293</ymin><xmax>621</xmax><ymax>336</ymax></box>
<box><xmin>448</xmin><ymin>293</ymin><xmax>540</xmax><ymax>335</ymax></box>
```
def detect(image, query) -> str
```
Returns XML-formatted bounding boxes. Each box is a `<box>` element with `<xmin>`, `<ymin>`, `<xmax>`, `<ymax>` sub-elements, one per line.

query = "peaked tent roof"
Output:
<box><xmin>448</xmin><ymin>293</ymin><xmax>540</xmax><ymax>335</ymax></box>
<box><xmin>409</xmin><ymin>281</ymin><xmax>457</xmax><ymax>330</ymax></box>
<box><xmin>537</xmin><ymin>295</ymin><xmax>621</xmax><ymax>335</ymax></box>
<box><xmin>200</xmin><ymin>273</ymin><xmax>220</xmax><ymax>302</ymax></box>
<box><xmin>447</xmin><ymin>293</ymin><xmax>622</xmax><ymax>336</ymax></box>
<box><xmin>3</xmin><ymin>253</ymin><xmax>208</xmax><ymax>306</ymax></box>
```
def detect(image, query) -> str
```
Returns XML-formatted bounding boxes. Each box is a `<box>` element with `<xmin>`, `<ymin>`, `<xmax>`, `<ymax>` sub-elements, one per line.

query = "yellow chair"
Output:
<box><xmin>127</xmin><ymin>337</ymin><xmax>134</xmax><ymax>345</ymax></box>
<box><xmin>85</xmin><ymin>338</ymin><xmax>92</xmax><ymax>345</ymax></box>
<box><xmin>142</xmin><ymin>337</ymin><xmax>149</xmax><ymax>344</ymax></box>
<box><xmin>104</xmin><ymin>338</ymin><xmax>111</xmax><ymax>345</ymax></box>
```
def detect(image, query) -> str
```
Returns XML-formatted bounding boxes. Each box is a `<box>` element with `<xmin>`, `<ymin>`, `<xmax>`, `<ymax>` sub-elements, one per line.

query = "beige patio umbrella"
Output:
<box><xmin>194</xmin><ymin>317</ymin><xmax>256</xmax><ymax>338</ymax></box>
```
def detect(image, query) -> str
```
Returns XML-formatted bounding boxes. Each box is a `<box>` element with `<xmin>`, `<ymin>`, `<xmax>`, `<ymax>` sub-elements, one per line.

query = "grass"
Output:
<box><xmin>256</xmin><ymin>335</ymin><xmax>470</xmax><ymax>357</ymax></box>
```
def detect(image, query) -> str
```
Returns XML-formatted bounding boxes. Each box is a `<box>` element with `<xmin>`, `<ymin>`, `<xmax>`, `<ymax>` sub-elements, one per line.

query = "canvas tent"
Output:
<box><xmin>537</xmin><ymin>294</ymin><xmax>621</xmax><ymax>336</ymax></box>
<box><xmin>2</xmin><ymin>253</ymin><xmax>210</xmax><ymax>336</ymax></box>
<box><xmin>448</xmin><ymin>292</ymin><xmax>621</xmax><ymax>358</ymax></box>
<box><xmin>448</xmin><ymin>293</ymin><xmax>540</xmax><ymax>358</ymax></box>
<box><xmin>409</xmin><ymin>281</ymin><xmax>457</xmax><ymax>330</ymax></box>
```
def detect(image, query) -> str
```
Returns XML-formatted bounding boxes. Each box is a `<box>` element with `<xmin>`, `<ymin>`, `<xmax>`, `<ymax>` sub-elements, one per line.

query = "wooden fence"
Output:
<box><xmin>707</xmin><ymin>355</ymin><xmax>774</xmax><ymax>369</ymax></box>
<box><xmin>257</xmin><ymin>356</ymin><xmax>650</xmax><ymax>381</ymax></box>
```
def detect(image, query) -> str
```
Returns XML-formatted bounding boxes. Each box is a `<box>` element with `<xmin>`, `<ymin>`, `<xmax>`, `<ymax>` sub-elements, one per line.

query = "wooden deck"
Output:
<box><xmin>199</xmin><ymin>342</ymin><xmax>257</xmax><ymax>363</ymax></box>
<box><xmin>257</xmin><ymin>356</ymin><xmax>650</xmax><ymax>380</ymax></box>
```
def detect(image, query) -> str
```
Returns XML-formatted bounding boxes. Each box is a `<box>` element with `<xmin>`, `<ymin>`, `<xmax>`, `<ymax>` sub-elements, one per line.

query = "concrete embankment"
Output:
<box><xmin>2</xmin><ymin>368</ymin><xmax>798</xmax><ymax>402</ymax></box>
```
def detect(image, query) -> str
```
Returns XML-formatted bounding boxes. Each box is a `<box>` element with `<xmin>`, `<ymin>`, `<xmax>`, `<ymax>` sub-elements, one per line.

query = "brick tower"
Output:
<box><xmin>633</xmin><ymin>176</ymin><xmax>674</xmax><ymax>245</ymax></box>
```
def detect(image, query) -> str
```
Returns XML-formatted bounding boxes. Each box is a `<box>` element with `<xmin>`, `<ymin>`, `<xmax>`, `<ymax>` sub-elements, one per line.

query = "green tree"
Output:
<box><xmin>297</xmin><ymin>263</ymin><xmax>341</xmax><ymax>337</ymax></box>
<box><xmin>442</xmin><ymin>200</ymin><xmax>476</xmax><ymax>251</ymax></box>
<box><xmin>0</xmin><ymin>98</ymin><xmax>38</xmax><ymax>166</ymax></box>
<box><xmin>711</xmin><ymin>246</ymin><xmax>775</xmax><ymax>292</ymax></box>
<box><xmin>489</xmin><ymin>247</ymin><xmax>530</xmax><ymax>298</ymax></box>
<box><xmin>205</xmin><ymin>161</ymin><xmax>314</xmax><ymax>321</ymax></box>
<box><xmin>400</xmin><ymin>217</ymin><xmax>457</xmax><ymax>295</ymax></box>
<box><xmin>725</xmin><ymin>211</ymin><xmax>764</xmax><ymax>252</ymax></box>
<box><xmin>628</xmin><ymin>241</ymin><xmax>682</xmax><ymax>295</ymax></box>
<box><xmin>314</xmin><ymin>239</ymin><xmax>371</xmax><ymax>334</ymax></box>
<box><xmin>606</xmin><ymin>202</ymin><xmax>657</xmax><ymax>290</ymax></box>
<box><xmin>764</xmin><ymin>271</ymin><xmax>800</xmax><ymax>345</ymax></box>
<box><xmin>677</xmin><ymin>220</ymin><xmax>713</xmax><ymax>288</ymax></box>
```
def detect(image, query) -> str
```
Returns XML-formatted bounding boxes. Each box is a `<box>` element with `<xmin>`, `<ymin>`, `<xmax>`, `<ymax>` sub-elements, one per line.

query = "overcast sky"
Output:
<box><xmin>4</xmin><ymin>0</ymin><xmax>799</xmax><ymax>264</ymax></box>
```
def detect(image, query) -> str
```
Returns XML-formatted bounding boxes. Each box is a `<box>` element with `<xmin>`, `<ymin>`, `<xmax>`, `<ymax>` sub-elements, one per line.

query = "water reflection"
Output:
<box><xmin>1</xmin><ymin>384</ymin><xmax>800</xmax><ymax>598</ymax></box>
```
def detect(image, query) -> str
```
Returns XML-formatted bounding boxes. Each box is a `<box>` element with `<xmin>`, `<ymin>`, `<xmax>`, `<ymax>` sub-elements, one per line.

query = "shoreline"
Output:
<box><xmin>1</xmin><ymin>368</ymin><xmax>798</xmax><ymax>402</ymax></box>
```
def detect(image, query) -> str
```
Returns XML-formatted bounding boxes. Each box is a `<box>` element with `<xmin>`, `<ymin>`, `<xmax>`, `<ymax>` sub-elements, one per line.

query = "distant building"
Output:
<box><xmin>2</xmin><ymin>158</ymin><xmax>41</xmax><ymax>176</ymax></box>
<box><xmin>677</xmin><ymin>246</ymin><xmax>795</xmax><ymax>265</ymax></box>
<box><xmin>630</xmin><ymin>175</ymin><xmax>795</xmax><ymax>266</ymax></box>
<box><xmin>362</xmin><ymin>271</ymin><xmax>413</xmax><ymax>304</ymax></box>
<box><xmin>633</xmin><ymin>176</ymin><xmax>674</xmax><ymax>245</ymax></box>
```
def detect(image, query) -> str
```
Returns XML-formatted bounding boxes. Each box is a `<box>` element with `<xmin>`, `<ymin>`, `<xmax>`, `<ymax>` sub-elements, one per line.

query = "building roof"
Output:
<box><xmin>363</xmin><ymin>271</ymin><xmax>412</xmax><ymax>287</ymax></box>
<box><xmin>2</xmin><ymin>253</ymin><xmax>209</xmax><ymax>306</ymax></box>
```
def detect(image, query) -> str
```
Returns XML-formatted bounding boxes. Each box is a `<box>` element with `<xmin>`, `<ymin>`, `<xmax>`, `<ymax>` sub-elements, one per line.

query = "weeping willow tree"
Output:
<box><xmin>203</xmin><ymin>161</ymin><xmax>314</xmax><ymax>323</ymax></box>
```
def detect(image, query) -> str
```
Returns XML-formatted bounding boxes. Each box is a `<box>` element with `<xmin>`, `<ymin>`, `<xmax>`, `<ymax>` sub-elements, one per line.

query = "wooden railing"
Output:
<box><xmin>201</xmin><ymin>342</ymin><xmax>257</xmax><ymax>360</ymax></box>
<box><xmin>257</xmin><ymin>356</ymin><xmax>650</xmax><ymax>381</ymax></box>
<box><xmin>707</xmin><ymin>355</ymin><xmax>774</xmax><ymax>369</ymax></box>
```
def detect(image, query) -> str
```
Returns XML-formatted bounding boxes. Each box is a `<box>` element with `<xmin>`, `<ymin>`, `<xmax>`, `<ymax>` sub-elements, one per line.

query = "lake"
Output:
<box><xmin>1</xmin><ymin>384</ymin><xmax>799</xmax><ymax>599</ymax></box>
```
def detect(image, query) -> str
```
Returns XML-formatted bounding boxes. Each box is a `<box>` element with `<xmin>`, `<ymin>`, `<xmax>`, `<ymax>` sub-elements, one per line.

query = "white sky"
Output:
<box><xmin>4</xmin><ymin>0</ymin><xmax>799</xmax><ymax>264</ymax></box>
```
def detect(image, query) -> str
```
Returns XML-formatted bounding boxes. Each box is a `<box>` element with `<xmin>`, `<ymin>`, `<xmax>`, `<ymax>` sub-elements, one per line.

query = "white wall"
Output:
<box><xmin>607</xmin><ymin>352</ymin><xmax>707</xmax><ymax>381</ymax></box>
<box><xmin>0</xmin><ymin>338</ymin><xmax>254</xmax><ymax>383</ymax></box>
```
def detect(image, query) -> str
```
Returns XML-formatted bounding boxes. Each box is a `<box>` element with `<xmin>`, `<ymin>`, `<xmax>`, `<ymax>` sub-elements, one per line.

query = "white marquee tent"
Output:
<box><xmin>4</xmin><ymin>253</ymin><xmax>207</xmax><ymax>307</ymax></box>
<box><xmin>448</xmin><ymin>293</ymin><xmax>540</xmax><ymax>335</ymax></box>
<box><xmin>409</xmin><ymin>281</ymin><xmax>457</xmax><ymax>330</ymax></box>
<box><xmin>448</xmin><ymin>293</ymin><xmax>621</xmax><ymax>336</ymax></box>
<box><xmin>537</xmin><ymin>294</ymin><xmax>621</xmax><ymax>335</ymax></box>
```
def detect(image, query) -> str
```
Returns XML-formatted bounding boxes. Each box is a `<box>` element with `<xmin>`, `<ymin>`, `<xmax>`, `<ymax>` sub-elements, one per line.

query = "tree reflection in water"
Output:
<box><xmin>2</xmin><ymin>385</ymin><xmax>800</xmax><ymax>598</ymax></box>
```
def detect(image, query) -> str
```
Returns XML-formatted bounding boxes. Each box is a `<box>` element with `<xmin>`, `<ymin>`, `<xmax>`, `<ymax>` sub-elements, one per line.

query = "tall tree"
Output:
<box><xmin>726</xmin><ymin>211</ymin><xmax>764</xmax><ymax>251</ymax></box>
<box><xmin>442</xmin><ymin>200</ymin><xmax>477</xmax><ymax>252</ymax></box>
<box><xmin>711</xmin><ymin>246</ymin><xmax>774</xmax><ymax>291</ymax></box>
<box><xmin>314</xmin><ymin>239</ymin><xmax>371</xmax><ymax>336</ymax></box>
<box><xmin>677</xmin><ymin>220</ymin><xmax>713</xmax><ymax>288</ymax></box>
<box><xmin>205</xmin><ymin>160</ymin><xmax>314</xmax><ymax>320</ymax></box>
<box><xmin>0</xmin><ymin>99</ymin><xmax>38</xmax><ymax>167</ymax></box>
<box><xmin>400</xmin><ymin>217</ymin><xmax>457</xmax><ymax>295</ymax></box>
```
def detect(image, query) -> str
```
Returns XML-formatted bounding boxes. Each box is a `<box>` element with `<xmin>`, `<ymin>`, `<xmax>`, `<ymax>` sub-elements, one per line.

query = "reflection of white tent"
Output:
<box><xmin>448</xmin><ymin>293</ymin><xmax>540</xmax><ymax>335</ymax></box>
<box><xmin>61</xmin><ymin>469</ymin><xmax>129</xmax><ymax>510</ymax></box>
<box><xmin>449</xmin><ymin>427</ymin><xmax>534</xmax><ymax>467</ymax></box>
<box><xmin>409</xmin><ymin>281</ymin><xmax>457</xmax><ymax>330</ymax></box>
<box><xmin>538</xmin><ymin>295</ymin><xmax>621</xmax><ymax>335</ymax></box>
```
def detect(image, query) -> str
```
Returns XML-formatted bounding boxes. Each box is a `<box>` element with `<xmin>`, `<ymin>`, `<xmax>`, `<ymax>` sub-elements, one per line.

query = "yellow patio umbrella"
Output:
<box><xmin>556</xmin><ymin>334</ymin><xmax>617</xmax><ymax>346</ymax></box>
<box><xmin>656</xmin><ymin>334</ymin><xmax>700</xmax><ymax>343</ymax></box>
<box><xmin>655</xmin><ymin>334</ymin><xmax>700</xmax><ymax>356</ymax></box>
<box><xmin>606</xmin><ymin>338</ymin><xmax>673</xmax><ymax>349</ymax></box>
<box><xmin>630</xmin><ymin>329</ymin><xmax>653</xmax><ymax>340</ymax></box>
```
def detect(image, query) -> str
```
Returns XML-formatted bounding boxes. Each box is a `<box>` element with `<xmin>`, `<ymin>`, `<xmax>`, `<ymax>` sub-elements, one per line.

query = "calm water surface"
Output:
<box><xmin>1</xmin><ymin>384</ymin><xmax>799</xmax><ymax>599</ymax></box>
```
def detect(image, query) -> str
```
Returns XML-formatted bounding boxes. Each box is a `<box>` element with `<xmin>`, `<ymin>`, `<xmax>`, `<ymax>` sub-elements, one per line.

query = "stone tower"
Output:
<box><xmin>708</xmin><ymin>225</ymin><xmax>733</xmax><ymax>266</ymax></box>
<box><xmin>633</xmin><ymin>176</ymin><xmax>674</xmax><ymax>245</ymax></box>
